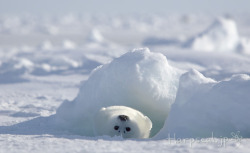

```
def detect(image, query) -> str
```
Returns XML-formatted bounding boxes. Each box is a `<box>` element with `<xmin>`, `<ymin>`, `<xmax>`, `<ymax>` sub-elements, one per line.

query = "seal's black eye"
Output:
<box><xmin>126</xmin><ymin>127</ymin><xmax>131</xmax><ymax>132</ymax></box>
<box><xmin>114</xmin><ymin>126</ymin><xmax>119</xmax><ymax>130</ymax></box>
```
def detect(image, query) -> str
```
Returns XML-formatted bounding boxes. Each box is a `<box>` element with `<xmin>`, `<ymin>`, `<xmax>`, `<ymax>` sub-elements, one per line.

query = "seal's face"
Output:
<box><xmin>103</xmin><ymin>114</ymin><xmax>140</xmax><ymax>138</ymax></box>
<box><xmin>111</xmin><ymin>115</ymin><xmax>136</xmax><ymax>138</ymax></box>
<box><xmin>94</xmin><ymin>106</ymin><xmax>152</xmax><ymax>139</ymax></box>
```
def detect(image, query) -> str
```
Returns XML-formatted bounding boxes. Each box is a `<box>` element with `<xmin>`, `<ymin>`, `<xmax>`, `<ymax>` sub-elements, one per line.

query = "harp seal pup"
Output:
<box><xmin>94</xmin><ymin>106</ymin><xmax>152</xmax><ymax>139</ymax></box>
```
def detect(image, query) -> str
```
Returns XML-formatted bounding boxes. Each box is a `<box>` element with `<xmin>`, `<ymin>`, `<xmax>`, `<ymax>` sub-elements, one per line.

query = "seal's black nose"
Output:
<box><xmin>118</xmin><ymin>115</ymin><xmax>129</xmax><ymax>121</ymax></box>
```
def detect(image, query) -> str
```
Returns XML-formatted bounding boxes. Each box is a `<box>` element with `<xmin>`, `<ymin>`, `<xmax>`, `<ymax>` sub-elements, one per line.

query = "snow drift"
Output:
<box><xmin>184</xmin><ymin>17</ymin><xmax>240</xmax><ymax>52</ymax></box>
<box><xmin>143</xmin><ymin>16</ymin><xmax>250</xmax><ymax>54</ymax></box>
<box><xmin>55</xmin><ymin>48</ymin><xmax>180</xmax><ymax>137</ymax></box>
<box><xmin>155</xmin><ymin>69</ymin><xmax>250</xmax><ymax>139</ymax></box>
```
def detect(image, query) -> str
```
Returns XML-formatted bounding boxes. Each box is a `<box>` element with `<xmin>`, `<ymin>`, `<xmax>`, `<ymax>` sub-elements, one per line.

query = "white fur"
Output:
<box><xmin>94</xmin><ymin>106</ymin><xmax>152</xmax><ymax>138</ymax></box>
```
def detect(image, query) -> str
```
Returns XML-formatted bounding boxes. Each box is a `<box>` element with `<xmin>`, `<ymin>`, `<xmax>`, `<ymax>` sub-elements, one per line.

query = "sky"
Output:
<box><xmin>0</xmin><ymin>0</ymin><xmax>249</xmax><ymax>15</ymax></box>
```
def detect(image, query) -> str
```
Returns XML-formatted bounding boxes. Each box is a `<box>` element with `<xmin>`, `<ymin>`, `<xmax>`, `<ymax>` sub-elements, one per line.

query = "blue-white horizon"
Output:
<box><xmin>0</xmin><ymin>0</ymin><xmax>249</xmax><ymax>15</ymax></box>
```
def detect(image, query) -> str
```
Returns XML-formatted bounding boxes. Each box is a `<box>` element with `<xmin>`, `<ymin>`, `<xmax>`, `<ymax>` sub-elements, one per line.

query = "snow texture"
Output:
<box><xmin>1</xmin><ymin>13</ymin><xmax>250</xmax><ymax>153</ymax></box>
<box><xmin>55</xmin><ymin>48</ymin><xmax>180</xmax><ymax>137</ymax></box>
<box><xmin>156</xmin><ymin>69</ymin><xmax>250</xmax><ymax>139</ymax></box>
<box><xmin>184</xmin><ymin>17</ymin><xmax>240</xmax><ymax>52</ymax></box>
<box><xmin>144</xmin><ymin>17</ymin><xmax>250</xmax><ymax>54</ymax></box>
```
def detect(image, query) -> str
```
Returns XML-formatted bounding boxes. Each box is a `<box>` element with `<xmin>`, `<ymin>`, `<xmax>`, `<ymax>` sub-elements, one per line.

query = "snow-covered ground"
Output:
<box><xmin>1</xmin><ymin>13</ymin><xmax>250</xmax><ymax>152</ymax></box>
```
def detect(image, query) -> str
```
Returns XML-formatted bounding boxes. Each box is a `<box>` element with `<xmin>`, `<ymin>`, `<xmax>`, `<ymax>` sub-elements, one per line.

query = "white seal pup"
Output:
<box><xmin>94</xmin><ymin>106</ymin><xmax>152</xmax><ymax>138</ymax></box>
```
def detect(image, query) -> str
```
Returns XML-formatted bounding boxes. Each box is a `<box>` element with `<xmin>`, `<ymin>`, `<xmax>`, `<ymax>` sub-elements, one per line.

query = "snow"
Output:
<box><xmin>144</xmin><ymin>16</ymin><xmax>250</xmax><ymax>54</ymax></box>
<box><xmin>1</xmin><ymin>13</ymin><xmax>250</xmax><ymax>152</ymax></box>
<box><xmin>237</xmin><ymin>37</ymin><xmax>250</xmax><ymax>55</ymax></box>
<box><xmin>156</xmin><ymin>70</ymin><xmax>250</xmax><ymax>139</ymax></box>
<box><xmin>1</xmin><ymin>134</ymin><xmax>249</xmax><ymax>153</ymax></box>
<box><xmin>55</xmin><ymin>48</ymin><xmax>180</xmax><ymax>137</ymax></box>
<box><xmin>185</xmin><ymin>17</ymin><xmax>240</xmax><ymax>52</ymax></box>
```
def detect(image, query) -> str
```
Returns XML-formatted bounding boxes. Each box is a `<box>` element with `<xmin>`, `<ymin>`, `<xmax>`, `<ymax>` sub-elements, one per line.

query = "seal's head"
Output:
<box><xmin>94</xmin><ymin>106</ymin><xmax>152</xmax><ymax>138</ymax></box>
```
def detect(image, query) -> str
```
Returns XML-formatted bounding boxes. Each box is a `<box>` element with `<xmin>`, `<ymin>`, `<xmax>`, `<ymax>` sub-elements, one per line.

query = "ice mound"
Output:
<box><xmin>62</xmin><ymin>40</ymin><xmax>77</xmax><ymax>50</ymax></box>
<box><xmin>38</xmin><ymin>40</ymin><xmax>54</xmax><ymax>50</ymax></box>
<box><xmin>0</xmin><ymin>57</ymin><xmax>34</xmax><ymax>83</ymax></box>
<box><xmin>84</xmin><ymin>28</ymin><xmax>120</xmax><ymax>53</ymax></box>
<box><xmin>87</xmin><ymin>29</ymin><xmax>104</xmax><ymax>43</ymax></box>
<box><xmin>55</xmin><ymin>48</ymin><xmax>180</xmax><ymax>137</ymax></box>
<box><xmin>155</xmin><ymin>69</ymin><xmax>250</xmax><ymax>139</ymax></box>
<box><xmin>185</xmin><ymin>17</ymin><xmax>240</xmax><ymax>52</ymax></box>
<box><xmin>237</xmin><ymin>38</ymin><xmax>250</xmax><ymax>55</ymax></box>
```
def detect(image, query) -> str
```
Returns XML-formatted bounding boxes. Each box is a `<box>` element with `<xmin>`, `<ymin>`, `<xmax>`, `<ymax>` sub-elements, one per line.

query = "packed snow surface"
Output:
<box><xmin>1</xmin><ymin>13</ymin><xmax>250</xmax><ymax>152</ymax></box>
